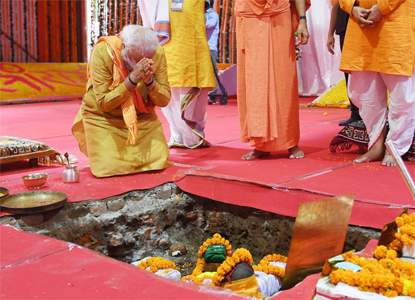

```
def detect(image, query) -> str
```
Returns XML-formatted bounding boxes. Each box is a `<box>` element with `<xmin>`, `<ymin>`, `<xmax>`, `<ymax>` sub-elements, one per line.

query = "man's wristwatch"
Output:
<box><xmin>299</xmin><ymin>16</ymin><xmax>307</xmax><ymax>21</ymax></box>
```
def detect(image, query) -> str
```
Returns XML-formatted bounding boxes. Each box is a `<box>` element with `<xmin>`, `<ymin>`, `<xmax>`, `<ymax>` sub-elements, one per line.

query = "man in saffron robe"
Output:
<box><xmin>339</xmin><ymin>0</ymin><xmax>415</xmax><ymax>166</ymax></box>
<box><xmin>235</xmin><ymin>0</ymin><xmax>310</xmax><ymax>160</ymax></box>
<box><xmin>72</xmin><ymin>25</ymin><xmax>173</xmax><ymax>177</ymax></box>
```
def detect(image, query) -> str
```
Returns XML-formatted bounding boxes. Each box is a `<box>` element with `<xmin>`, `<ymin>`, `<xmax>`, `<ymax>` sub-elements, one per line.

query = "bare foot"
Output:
<box><xmin>354</xmin><ymin>129</ymin><xmax>386</xmax><ymax>164</ymax></box>
<box><xmin>288</xmin><ymin>145</ymin><xmax>305</xmax><ymax>159</ymax></box>
<box><xmin>381</xmin><ymin>153</ymin><xmax>396</xmax><ymax>167</ymax></box>
<box><xmin>241</xmin><ymin>149</ymin><xmax>270</xmax><ymax>160</ymax></box>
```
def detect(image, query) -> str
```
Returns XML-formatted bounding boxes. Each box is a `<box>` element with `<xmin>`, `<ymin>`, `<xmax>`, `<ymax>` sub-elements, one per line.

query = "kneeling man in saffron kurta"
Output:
<box><xmin>72</xmin><ymin>25</ymin><xmax>173</xmax><ymax>177</ymax></box>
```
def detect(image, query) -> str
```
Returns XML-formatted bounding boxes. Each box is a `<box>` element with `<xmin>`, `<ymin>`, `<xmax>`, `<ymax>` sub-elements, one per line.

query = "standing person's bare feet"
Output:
<box><xmin>381</xmin><ymin>153</ymin><xmax>396</xmax><ymax>166</ymax></box>
<box><xmin>288</xmin><ymin>145</ymin><xmax>305</xmax><ymax>159</ymax></box>
<box><xmin>354</xmin><ymin>129</ymin><xmax>386</xmax><ymax>164</ymax></box>
<box><xmin>241</xmin><ymin>149</ymin><xmax>270</xmax><ymax>160</ymax></box>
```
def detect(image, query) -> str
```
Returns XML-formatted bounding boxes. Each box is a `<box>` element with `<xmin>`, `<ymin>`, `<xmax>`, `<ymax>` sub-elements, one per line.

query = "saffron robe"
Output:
<box><xmin>72</xmin><ymin>43</ymin><xmax>173</xmax><ymax>177</ymax></box>
<box><xmin>235</xmin><ymin>0</ymin><xmax>302</xmax><ymax>152</ymax></box>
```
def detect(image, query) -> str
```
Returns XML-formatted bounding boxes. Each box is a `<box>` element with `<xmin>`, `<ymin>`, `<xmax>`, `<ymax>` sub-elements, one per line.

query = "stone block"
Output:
<box><xmin>69</xmin><ymin>207</ymin><xmax>89</xmax><ymax>219</ymax></box>
<box><xmin>107</xmin><ymin>199</ymin><xmax>125</xmax><ymax>212</ymax></box>
<box><xmin>156</xmin><ymin>189</ymin><xmax>172</xmax><ymax>199</ymax></box>
<box><xmin>89</xmin><ymin>203</ymin><xmax>107</xmax><ymax>217</ymax></box>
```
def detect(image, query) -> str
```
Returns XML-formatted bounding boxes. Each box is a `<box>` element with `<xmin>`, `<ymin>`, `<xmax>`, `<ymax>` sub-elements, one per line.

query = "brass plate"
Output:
<box><xmin>0</xmin><ymin>187</ymin><xmax>9</xmax><ymax>198</ymax></box>
<box><xmin>281</xmin><ymin>194</ymin><xmax>355</xmax><ymax>290</ymax></box>
<box><xmin>0</xmin><ymin>191</ymin><xmax>67</xmax><ymax>214</ymax></box>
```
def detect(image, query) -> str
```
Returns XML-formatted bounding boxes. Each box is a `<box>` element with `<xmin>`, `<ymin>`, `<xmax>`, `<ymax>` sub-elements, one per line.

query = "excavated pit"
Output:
<box><xmin>0</xmin><ymin>183</ymin><xmax>380</xmax><ymax>275</ymax></box>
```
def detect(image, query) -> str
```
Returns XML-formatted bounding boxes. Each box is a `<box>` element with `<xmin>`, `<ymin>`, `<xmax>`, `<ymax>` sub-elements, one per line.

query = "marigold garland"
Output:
<box><xmin>197</xmin><ymin>233</ymin><xmax>233</xmax><ymax>258</ymax></box>
<box><xmin>373</xmin><ymin>246</ymin><xmax>398</xmax><ymax>260</ymax></box>
<box><xmin>253</xmin><ymin>254</ymin><xmax>287</xmax><ymax>278</ymax></box>
<box><xmin>329</xmin><ymin>250</ymin><xmax>415</xmax><ymax>297</ymax></box>
<box><xmin>212</xmin><ymin>248</ymin><xmax>254</xmax><ymax>286</ymax></box>
<box><xmin>394</xmin><ymin>213</ymin><xmax>415</xmax><ymax>246</ymax></box>
<box><xmin>180</xmin><ymin>233</ymin><xmax>233</xmax><ymax>283</ymax></box>
<box><xmin>137</xmin><ymin>257</ymin><xmax>177</xmax><ymax>273</ymax></box>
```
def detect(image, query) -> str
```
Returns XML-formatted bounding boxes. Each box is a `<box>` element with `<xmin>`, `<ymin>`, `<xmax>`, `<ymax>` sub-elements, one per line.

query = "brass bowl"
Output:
<box><xmin>22</xmin><ymin>173</ymin><xmax>48</xmax><ymax>189</ymax></box>
<box><xmin>0</xmin><ymin>187</ymin><xmax>9</xmax><ymax>198</ymax></box>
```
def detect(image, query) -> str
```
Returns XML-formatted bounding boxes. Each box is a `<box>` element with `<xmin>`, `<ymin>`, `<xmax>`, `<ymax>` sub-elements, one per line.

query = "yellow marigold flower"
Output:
<box><xmin>373</xmin><ymin>246</ymin><xmax>388</xmax><ymax>260</ymax></box>
<box><xmin>322</xmin><ymin>261</ymin><xmax>334</xmax><ymax>276</ymax></box>
<box><xmin>400</xmin><ymin>224</ymin><xmax>415</xmax><ymax>238</ymax></box>
<box><xmin>396</xmin><ymin>216</ymin><xmax>405</xmax><ymax>228</ymax></box>
<box><xmin>403</xmin><ymin>279</ymin><xmax>412</xmax><ymax>296</ymax></box>
<box><xmin>402</xmin><ymin>214</ymin><xmax>412</xmax><ymax>224</ymax></box>
<box><xmin>402</xmin><ymin>234</ymin><xmax>415</xmax><ymax>245</ymax></box>
<box><xmin>389</xmin><ymin>239</ymin><xmax>404</xmax><ymax>251</ymax></box>
<box><xmin>386</xmin><ymin>250</ymin><xmax>398</xmax><ymax>260</ymax></box>
<box><xmin>384</xmin><ymin>289</ymin><xmax>398</xmax><ymax>297</ymax></box>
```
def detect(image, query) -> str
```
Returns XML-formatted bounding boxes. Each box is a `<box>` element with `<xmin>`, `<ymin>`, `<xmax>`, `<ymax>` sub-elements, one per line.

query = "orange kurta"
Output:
<box><xmin>339</xmin><ymin>0</ymin><xmax>415</xmax><ymax>76</ymax></box>
<box><xmin>235</xmin><ymin>0</ymin><xmax>299</xmax><ymax>152</ymax></box>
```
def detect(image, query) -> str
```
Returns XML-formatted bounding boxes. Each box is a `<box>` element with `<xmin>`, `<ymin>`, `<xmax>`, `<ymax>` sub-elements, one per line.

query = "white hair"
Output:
<box><xmin>120</xmin><ymin>25</ymin><xmax>158</xmax><ymax>59</ymax></box>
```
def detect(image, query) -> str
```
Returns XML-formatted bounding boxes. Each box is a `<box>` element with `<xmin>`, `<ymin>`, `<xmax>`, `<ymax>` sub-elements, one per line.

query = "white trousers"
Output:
<box><xmin>349</xmin><ymin>70</ymin><xmax>415</xmax><ymax>156</ymax></box>
<box><xmin>161</xmin><ymin>87</ymin><xmax>209</xmax><ymax>148</ymax></box>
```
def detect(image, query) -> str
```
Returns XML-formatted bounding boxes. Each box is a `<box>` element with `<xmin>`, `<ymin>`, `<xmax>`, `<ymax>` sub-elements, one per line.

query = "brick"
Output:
<box><xmin>140</xmin><ymin>228</ymin><xmax>151</xmax><ymax>241</ymax></box>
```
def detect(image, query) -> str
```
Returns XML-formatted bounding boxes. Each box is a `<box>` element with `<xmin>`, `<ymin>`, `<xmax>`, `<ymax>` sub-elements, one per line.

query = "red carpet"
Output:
<box><xmin>1</xmin><ymin>99</ymin><xmax>413</xmax><ymax>228</ymax></box>
<box><xmin>1</xmin><ymin>99</ymin><xmax>414</xmax><ymax>299</ymax></box>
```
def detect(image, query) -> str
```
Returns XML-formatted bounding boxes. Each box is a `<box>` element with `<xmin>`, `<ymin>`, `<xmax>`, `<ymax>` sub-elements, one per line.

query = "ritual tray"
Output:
<box><xmin>0</xmin><ymin>191</ymin><xmax>67</xmax><ymax>214</ymax></box>
<box><xmin>0</xmin><ymin>187</ymin><xmax>9</xmax><ymax>198</ymax></box>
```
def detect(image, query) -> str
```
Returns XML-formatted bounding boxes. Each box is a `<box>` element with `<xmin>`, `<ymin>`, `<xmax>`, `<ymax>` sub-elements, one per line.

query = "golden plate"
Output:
<box><xmin>0</xmin><ymin>191</ymin><xmax>67</xmax><ymax>214</ymax></box>
<box><xmin>0</xmin><ymin>187</ymin><xmax>9</xmax><ymax>198</ymax></box>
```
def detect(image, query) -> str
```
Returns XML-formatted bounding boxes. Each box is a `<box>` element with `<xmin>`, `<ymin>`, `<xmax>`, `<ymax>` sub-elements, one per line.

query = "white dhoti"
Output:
<box><xmin>349</xmin><ymin>70</ymin><xmax>415</xmax><ymax>156</ymax></box>
<box><xmin>161</xmin><ymin>87</ymin><xmax>209</xmax><ymax>148</ymax></box>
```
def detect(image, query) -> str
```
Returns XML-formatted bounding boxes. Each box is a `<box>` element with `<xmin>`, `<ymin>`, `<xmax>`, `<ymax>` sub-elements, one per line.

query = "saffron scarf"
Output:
<box><xmin>87</xmin><ymin>35</ymin><xmax>155</xmax><ymax>145</ymax></box>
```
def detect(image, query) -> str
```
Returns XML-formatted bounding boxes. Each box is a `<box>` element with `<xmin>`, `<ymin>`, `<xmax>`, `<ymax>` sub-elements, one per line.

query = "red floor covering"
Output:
<box><xmin>1</xmin><ymin>99</ymin><xmax>414</xmax><ymax>299</ymax></box>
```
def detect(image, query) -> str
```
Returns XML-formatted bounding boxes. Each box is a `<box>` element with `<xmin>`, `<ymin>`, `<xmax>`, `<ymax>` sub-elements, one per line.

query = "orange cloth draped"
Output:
<box><xmin>221</xmin><ymin>274</ymin><xmax>263</xmax><ymax>299</ymax></box>
<box><xmin>88</xmin><ymin>36</ymin><xmax>155</xmax><ymax>145</ymax></box>
<box><xmin>339</xmin><ymin>0</ymin><xmax>415</xmax><ymax>76</ymax></box>
<box><xmin>235</xmin><ymin>0</ymin><xmax>308</xmax><ymax>152</ymax></box>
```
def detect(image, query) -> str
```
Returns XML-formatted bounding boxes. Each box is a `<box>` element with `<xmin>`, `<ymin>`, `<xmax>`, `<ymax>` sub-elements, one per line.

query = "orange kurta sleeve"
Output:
<box><xmin>339</xmin><ymin>0</ymin><xmax>355</xmax><ymax>14</ymax></box>
<box><xmin>378</xmin><ymin>0</ymin><xmax>406</xmax><ymax>15</ymax></box>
